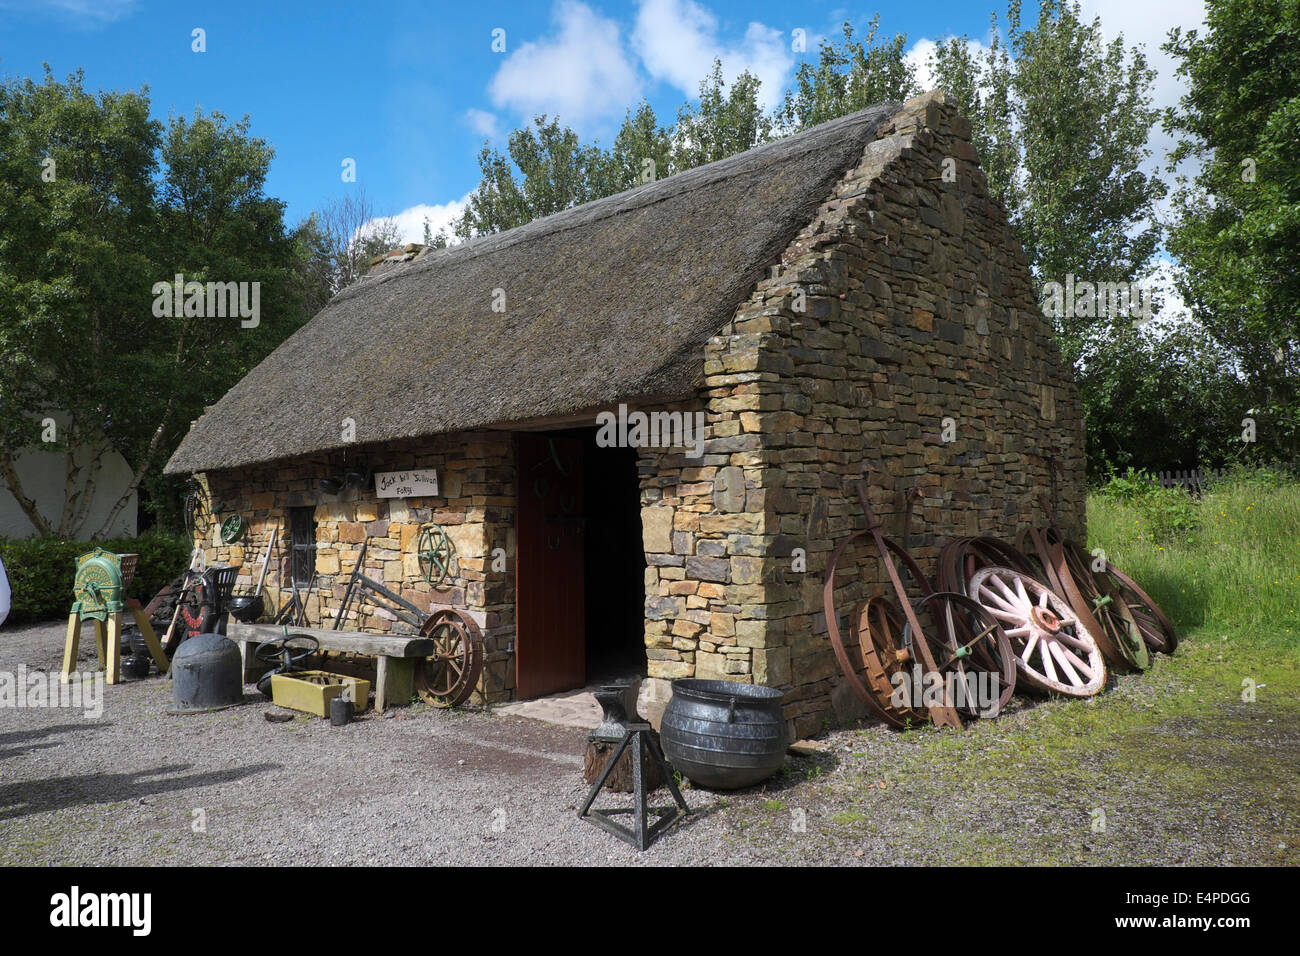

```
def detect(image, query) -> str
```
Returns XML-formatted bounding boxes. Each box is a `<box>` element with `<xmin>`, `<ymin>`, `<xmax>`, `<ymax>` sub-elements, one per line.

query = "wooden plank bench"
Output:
<box><xmin>226</xmin><ymin>622</ymin><xmax>433</xmax><ymax>712</ymax></box>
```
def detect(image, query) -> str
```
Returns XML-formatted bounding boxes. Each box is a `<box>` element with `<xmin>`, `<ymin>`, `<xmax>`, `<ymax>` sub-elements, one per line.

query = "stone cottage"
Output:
<box><xmin>164</xmin><ymin>91</ymin><xmax>1085</xmax><ymax>739</ymax></box>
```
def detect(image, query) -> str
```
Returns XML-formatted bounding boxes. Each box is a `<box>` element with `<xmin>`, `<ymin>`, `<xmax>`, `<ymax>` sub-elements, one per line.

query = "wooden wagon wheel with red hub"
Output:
<box><xmin>969</xmin><ymin>567</ymin><xmax>1107</xmax><ymax>697</ymax></box>
<box><xmin>414</xmin><ymin>609</ymin><xmax>484</xmax><ymax>707</ymax></box>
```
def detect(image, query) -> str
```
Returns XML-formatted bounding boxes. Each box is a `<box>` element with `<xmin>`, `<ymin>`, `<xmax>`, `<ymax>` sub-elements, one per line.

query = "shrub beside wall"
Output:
<box><xmin>0</xmin><ymin>532</ymin><xmax>190</xmax><ymax>627</ymax></box>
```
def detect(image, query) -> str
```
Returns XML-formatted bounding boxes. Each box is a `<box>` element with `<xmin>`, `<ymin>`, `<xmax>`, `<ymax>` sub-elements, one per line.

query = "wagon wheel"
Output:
<box><xmin>1095</xmin><ymin>563</ymin><xmax>1179</xmax><ymax>654</ymax></box>
<box><xmin>823</xmin><ymin>529</ymin><xmax>937</xmax><ymax>729</ymax></box>
<box><xmin>416</xmin><ymin>524</ymin><xmax>455</xmax><ymax>588</ymax></box>
<box><xmin>1052</xmin><ymin>534</ymin><xmax>1149</xmax><ymax>671</ymax></box>
<box><xmin>1027</xmin><ymin>527</ymin><xmax>1149</xmax><ymax>672</ymax></box>
<box><xmin>902</xmin><ymin>591</ymin><xmax>1017</xmax><ymax>718</ymax></box>
<box><xmin>969</xmin><ymin>567</ymin><xmax>1107</xmax><ymax>698</ymax></box>
<box><xmin>415</xmin><ymin>609</ymin><xmax>484</xmax><ymax>708</ymax></box>
<box><xmin>855</xmin><ymin>595</ymin><xmax>930</xmax><ymax>727</ymax></box>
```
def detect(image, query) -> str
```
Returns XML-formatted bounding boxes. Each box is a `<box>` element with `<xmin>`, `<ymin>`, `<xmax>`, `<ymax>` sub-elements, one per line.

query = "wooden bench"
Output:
<box><xmin>226</xmin><ymin>622</ymin><xmax>434</xmax><ymax>712</ymax></box>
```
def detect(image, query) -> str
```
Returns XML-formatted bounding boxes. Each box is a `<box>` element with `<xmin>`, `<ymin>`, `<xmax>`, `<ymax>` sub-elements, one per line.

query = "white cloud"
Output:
<box><xmin>905</xmin><ymin>37</ymin><xmax>991</xmax><ymax>94</ymax></box>
<box><xmin>358</xmin><ymin>196</ymin><xmax>471</xmax><ymax>248</ymax></box>
<box><xmin>464</xmin><ymin>108</ymin><xmax>500</xmax><ymax>140</ymax></box>
<box><xmin>631</xmin><ymin>0</ymin><xmax>794</xmax><ymax>110</ymax></box>
<box><xmin>488</xmin><ymin>0</ymin><xmax>641</xmax><ymax>128</ymax></box>
<box><xmin>9</xmin><ymin>0</ymin><xmax>136</xmax><ymax>23</ymax></box>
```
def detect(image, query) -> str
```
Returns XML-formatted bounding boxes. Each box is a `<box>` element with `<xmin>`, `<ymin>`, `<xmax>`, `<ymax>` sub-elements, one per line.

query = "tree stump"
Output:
<box><xmin>583</xmin><ymin>734</ymin><xmax>665</xmax><ymax>793</ymax></box>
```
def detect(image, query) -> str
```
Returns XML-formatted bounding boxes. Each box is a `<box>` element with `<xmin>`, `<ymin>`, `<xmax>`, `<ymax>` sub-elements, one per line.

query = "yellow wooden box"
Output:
<box><xmin>270</xmin><ymin>670</ymin><xmax>371</xmax><ymax>717</ymax></box>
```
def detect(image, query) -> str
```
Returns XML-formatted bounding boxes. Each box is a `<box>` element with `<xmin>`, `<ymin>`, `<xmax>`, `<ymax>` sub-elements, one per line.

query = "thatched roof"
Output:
<box><xmin>165</xmin><ymin>102</ymin><xmax>897</xmax><ymax>475</ymax></box>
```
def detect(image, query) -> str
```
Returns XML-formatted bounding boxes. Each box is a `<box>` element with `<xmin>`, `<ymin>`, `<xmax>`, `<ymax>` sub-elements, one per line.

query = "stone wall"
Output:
<box><xmin>197</xmin><ymin>431</ymin><xmax>518</xmax><ymax>703</ymax></box>
<box><xmin>637</xmin><ymin>91</ymin><xmax>1086</xmax><ymax>739</ymax></box>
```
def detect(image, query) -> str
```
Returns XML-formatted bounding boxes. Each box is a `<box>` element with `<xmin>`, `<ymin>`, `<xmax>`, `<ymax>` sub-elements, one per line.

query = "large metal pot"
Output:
<box><xmin>660</xmin><ymin>679</ymin><xmax>788</xmax><ymax>790</ymax></box>
<box><xmin>171</xmin><ymin>633</ymin><xmax>244</xmax><ymax>714</ymax></box>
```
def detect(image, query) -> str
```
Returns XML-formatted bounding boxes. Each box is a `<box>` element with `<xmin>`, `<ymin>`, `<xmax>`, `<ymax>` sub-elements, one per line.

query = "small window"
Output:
<box><xmin>288</xmin><ymin>507</ymin><xmax>317</xmax><ymax>587</ymax></box>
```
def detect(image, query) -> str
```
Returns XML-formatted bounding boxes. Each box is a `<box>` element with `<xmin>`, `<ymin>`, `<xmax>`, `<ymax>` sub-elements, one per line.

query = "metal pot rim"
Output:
<box><xmin>670</xmin><ymin>679</ymin><xmax>784</xmax><ymax>703</ymax></box>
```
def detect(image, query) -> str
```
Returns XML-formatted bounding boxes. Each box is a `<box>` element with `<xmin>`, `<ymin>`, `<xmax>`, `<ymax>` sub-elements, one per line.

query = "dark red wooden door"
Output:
<box><xmin>515</xmin><ymin>434</ymin><xmax>586</xmax><ymax>698</ymax></box>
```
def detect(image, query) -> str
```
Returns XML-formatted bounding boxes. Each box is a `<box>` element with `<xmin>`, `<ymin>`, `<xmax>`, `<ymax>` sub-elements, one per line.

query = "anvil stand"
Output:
<box><xmin>577</xmin><ymin>681</ymin><xmax>689</xmax><ymax>851</ymax></box>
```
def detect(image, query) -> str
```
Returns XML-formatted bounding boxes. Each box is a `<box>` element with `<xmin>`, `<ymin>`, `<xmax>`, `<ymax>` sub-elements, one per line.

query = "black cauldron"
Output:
<box><xmin>228</xmin><ymin>593</ymin><xmax>264</xmax><ymax>623</ymax></box>
<box><xmin>660</xmin><ymin>679</ymin><xmax>789</xmax><ymax>790</ymax></box>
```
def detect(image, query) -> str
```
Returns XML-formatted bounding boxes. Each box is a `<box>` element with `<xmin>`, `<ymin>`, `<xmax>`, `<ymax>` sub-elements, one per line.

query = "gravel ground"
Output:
<box><xmin>2</xmin><ymin>620</ymin><xmax>1296</xmax><ymax>866</ymax></box>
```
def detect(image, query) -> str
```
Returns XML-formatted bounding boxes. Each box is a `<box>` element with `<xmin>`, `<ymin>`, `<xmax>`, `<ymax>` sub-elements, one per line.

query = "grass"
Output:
<box><xmin>1087</xmin><ymin>472</ymin><xmax>1300</xmax><ymax>653</ymax></box>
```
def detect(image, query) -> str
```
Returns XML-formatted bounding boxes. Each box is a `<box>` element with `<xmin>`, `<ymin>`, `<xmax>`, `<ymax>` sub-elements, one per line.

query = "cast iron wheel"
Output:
<box><xmin>853</xmin><ymin>595</ymin><xmax>930</xmax><ymax>727</ymax></box>
<box><xmin>220</xmin><ymin>513</ymin><xmax>247</xmax><ymax>544</ymax></box>
<box><xmin>416</xmin><ymin>524</ymin><xmax>455</xmax><ymax>588</ymax></box>
<box><xmin>902</xmin><ymin>591</ymin><xmax>1017</xmax><ymax>718</ymax></box>
<box><xmin>414</xmin><ymin>609</ymin><xmax>483</xmax><ymax>707</ymax></box>
<box><xmin>254</xmin><ymin>634</ymin><xmax>320</xmax><ymax>670</ymax></box>
<box><xmin>1095</xmin><ymin>562</ymin><xmax>1179</xmax><ymax>654</ymax></box>
<box><xmin>969</xmin><ymin>567</ymin><xmax>1107</xmax><ymax>697</ymax></box>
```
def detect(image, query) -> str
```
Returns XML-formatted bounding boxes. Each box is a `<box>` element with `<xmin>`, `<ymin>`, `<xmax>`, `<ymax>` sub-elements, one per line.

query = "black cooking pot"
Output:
<box><xmin>660</xmin><ymin>679</ymin><xmax>789</xmax><ymax>790</ymax></box>
<box><xmin>228</xmin><ymin>594</ymin><xmax>264</xmax><ymax>623</ymax></box>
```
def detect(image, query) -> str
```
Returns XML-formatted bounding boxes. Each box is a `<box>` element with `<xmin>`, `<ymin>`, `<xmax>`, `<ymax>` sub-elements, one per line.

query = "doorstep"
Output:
<box><xmin>494</xmin><ymin>678</ymin><xmax>658</xmax><ymax>731</ymax></box>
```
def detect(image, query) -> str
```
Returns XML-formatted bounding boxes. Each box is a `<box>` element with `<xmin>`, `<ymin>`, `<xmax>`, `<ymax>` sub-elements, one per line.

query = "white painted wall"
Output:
<box><xmin>0</xmin><ymin>441</ymin><xmax>137</xmax><ymax>540</ymax></box>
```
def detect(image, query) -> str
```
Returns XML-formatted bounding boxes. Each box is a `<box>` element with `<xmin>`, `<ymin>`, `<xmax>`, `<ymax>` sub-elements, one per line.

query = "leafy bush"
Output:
<box><xmin>0</xmin><ymin>532</ymin><xmax>190</xmax><ymax>627</ymax></box>
<box><xmin>1096</xmin><ymin>468</ymin><xmax>1200</xmax><ymax>541</ymax></box>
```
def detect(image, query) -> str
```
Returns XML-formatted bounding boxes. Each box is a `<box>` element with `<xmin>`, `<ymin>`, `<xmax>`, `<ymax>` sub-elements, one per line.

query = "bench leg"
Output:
<box><xmin>376</xmin><ymin>657</ymin><xmax>414</xmax><ymax>712</ymax></box>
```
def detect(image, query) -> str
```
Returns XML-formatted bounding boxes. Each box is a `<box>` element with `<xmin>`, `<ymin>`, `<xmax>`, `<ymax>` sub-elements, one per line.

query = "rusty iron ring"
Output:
<box><xmin>824</xmin><ymin>530</ymin><xmax>912</xmax><ymax>728</ymax></box>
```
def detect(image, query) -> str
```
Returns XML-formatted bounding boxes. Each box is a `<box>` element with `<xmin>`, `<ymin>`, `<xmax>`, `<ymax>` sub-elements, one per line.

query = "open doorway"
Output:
<box><xmin>581</xmin><ymin>433</ymin><xmax>646</xmax><ymax>682</ymax></box>
<box><xmin>513</xmin><ymin>427</ymin><xmax>645</xmax><ymax>699</ymax></box>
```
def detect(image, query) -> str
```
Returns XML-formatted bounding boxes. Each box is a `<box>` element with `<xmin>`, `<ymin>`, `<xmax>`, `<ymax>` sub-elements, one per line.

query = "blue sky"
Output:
<box><xmin>1</xmin><ymin>0</ymin><xmax>1204</xmax><ymax>244</ymax></box>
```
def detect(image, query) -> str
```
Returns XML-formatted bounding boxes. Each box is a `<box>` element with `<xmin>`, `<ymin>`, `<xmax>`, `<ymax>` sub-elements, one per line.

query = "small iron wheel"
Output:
<box><xmin>902</xmin><ymin>591</ymin><xmax>1017</xmax><ymax>718</ymax></box>
<box><xmin>969</xmin><ymin>567</ymin><xmax>1107</xmax><ymax>698</ymax></box>
<box><xmin>416</xmin><ymin>524</ymin><xmax>455</xmax><ymax>588</ymax></box>
<box><xmin>415</xmin><ymin>609</ymin><xmax>484</xmax><ymax>707</ymax></box>
<box><xmin>854</xmin><ymin>595</ymin><xmax>930</xmax><ymax>727</ymax></box>
<box><xmin>221</xmin><ymin>513</ymin><xmax>247</xmax><ymax>544</ymax></box>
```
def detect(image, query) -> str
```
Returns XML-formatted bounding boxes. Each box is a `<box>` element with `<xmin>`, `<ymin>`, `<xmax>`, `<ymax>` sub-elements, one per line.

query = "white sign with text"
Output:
<box><xmin>374</xmin><ymin>469</ymin><xmax>439</xmax><ymax>499</ymax></box>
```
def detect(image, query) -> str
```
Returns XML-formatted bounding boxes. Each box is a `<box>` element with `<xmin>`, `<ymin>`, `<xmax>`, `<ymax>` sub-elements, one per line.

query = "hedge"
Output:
<box><xmin>0</xmin><ymin>532</ymin><xmax>191</xmax><ymax>627</ymax></box>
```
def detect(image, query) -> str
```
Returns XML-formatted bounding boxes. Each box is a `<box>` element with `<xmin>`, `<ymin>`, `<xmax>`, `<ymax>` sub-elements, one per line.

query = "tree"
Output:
<box><xmin>673</xmin><ymin>61</ymin><xmax>773</xmax><ymax>169</ymax></box>
<box><xmin>0</xmin><ymin>69</ymin><xmax>308</xmax><ymax>538</ymax></box>
<box><xmin>454</xmin><ymin>116</ymin><xmax>608</xmax><ymax>239</ymax></box>
<box><xmin>927</xmin><ymin>1</ymin><xmax>1166</xmax><ymax>368</ymax></box>
<box><xmin>307</xmin><ymin>187</ymin><xmax>403</xmax><ymax>293</ymax></box>
<box><xmin>1164</xmin><ymin>0</ymin><xmax>1300</xmax><ymax>464</ymax></box>
<box><xmin>775</xmin><ymin>16</ymin><xmax>920</xmax><ymax>134</ymax></box>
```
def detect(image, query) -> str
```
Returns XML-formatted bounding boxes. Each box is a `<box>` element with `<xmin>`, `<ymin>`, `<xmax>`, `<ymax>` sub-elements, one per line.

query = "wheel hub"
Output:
<box><xmin>1030</xmin><ymin>605</ymin><xmax>1062</xmax><ymax>633</ymax></box>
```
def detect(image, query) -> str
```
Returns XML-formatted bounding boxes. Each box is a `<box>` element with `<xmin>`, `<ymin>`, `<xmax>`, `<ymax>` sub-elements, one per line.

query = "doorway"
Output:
<box><xmin>514</xmin><ymin>428</ymin><xmax>645</xmax><ymax>699</ymax></box>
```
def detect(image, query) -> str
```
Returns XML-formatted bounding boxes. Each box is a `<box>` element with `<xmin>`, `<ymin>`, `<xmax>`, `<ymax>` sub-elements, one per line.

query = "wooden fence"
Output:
<box><xmin>1155</xmin><ymin>467</ymin><xmax>1225</xmax><ymax>495</ymax></box>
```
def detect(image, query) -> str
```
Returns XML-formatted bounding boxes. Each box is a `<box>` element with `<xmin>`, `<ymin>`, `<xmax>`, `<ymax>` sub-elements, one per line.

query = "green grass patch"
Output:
<box><xmin>1088</xmin><ymin>469</ymin><xmax>1300</xmax><ymax>653</ymax></box>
